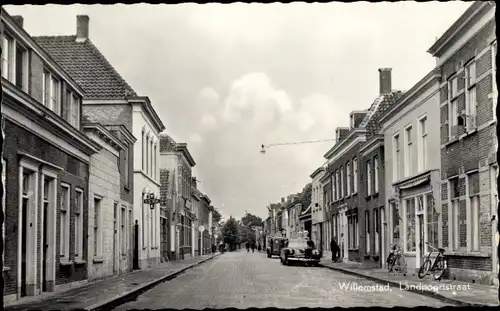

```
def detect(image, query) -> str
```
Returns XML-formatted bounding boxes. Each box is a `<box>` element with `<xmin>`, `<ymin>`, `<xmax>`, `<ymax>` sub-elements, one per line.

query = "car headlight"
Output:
<box><xmin>313</xmin><ymin>249</ymin><xmax>319</xmax><ymax>255</ymax></box>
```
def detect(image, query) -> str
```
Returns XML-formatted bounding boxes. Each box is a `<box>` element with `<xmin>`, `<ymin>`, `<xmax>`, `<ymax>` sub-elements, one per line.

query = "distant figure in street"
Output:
<box><xmin>330</xmin><ymin>237</ymin><xmax>340</xmax><ymax>262</ymax></box>
<box><xmin>251</xmin><ymin>243</ymin><xmax>255</xmax><ymax>253</ymax></box>
<box><xmin>246</xmin><ymin>242</ymin><xmax>250</xmax><ymax>252</ymax></box>
<box><xmin>258</xmin><ymin>243</ymin><xmax>262</xmax><ymax>252</ymax></box>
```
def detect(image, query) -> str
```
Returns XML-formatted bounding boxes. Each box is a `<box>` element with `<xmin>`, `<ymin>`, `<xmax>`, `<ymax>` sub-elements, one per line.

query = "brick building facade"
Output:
<box><xmin>427</xmin><ymin>1</ymin><xmax>497</xmax><ymax>285</ymax></box>
<box><xmin>1</xmin><ymin>12</ymin><xmax>102</xmax><ymax>302</ymax></box>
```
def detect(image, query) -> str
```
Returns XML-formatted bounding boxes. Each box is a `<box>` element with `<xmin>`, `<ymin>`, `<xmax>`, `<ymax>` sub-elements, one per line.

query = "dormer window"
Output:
<box><xmin>43</xmin><ymin>71</ymin><xmax>61</xmax><ymax>115</ymax></box>
<box><xmin>65</xmin><ymin>89</ymin><xmax>80</xmax><ymax>129</ymax></box>
<box><xmin>350</xmin><ymin>115</ymin><xmax>355</xmax><ymax>129</ymax></box>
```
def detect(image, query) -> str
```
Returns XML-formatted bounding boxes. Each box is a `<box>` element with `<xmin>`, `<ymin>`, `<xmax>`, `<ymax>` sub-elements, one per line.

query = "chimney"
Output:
<box><xmin>76</xmin><ymin>15</ymin><xmax>89</xmax><ymax>42</ymax></box>
<box><xmin>11</xmin><ymin>16</ymin><xmax>24</xmax><ymax>28</ymax></box>
<box><xmin>379</xmin><ymin>68</ymin><xmax>392</xmax><ymax>95</ymax></box>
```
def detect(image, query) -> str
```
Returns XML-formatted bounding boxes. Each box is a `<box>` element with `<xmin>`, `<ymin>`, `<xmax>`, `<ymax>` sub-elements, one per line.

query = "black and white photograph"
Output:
<box><xmin>0</xmin><ymin>1</ymin><xmax>498</xmax><ymax>309</ymax></box>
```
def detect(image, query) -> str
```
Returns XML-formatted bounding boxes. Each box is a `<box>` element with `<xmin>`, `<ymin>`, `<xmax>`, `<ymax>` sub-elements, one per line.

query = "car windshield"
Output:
<box><xmin>287</xmin><ymin>238</ymin><xmax>308</xmax><ymax>249</ymax></box>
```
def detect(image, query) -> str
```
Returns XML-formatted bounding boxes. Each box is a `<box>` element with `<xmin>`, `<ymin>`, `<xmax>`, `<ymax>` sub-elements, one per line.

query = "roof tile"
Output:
<box><xmin>33</xmin><ymin>36</ymin><xmax>137</xmax><ymax>99</ymax></box>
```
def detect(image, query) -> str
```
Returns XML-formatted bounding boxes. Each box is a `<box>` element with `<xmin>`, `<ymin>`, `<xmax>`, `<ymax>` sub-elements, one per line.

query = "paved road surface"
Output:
<box><xmin>114</xmin><ymin>251</ymin><xmax>452</xmax><ymax>309</ymax></box>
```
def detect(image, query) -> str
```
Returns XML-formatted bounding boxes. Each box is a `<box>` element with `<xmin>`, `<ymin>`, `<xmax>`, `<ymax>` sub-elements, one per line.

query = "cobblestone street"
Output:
<box><xmin>114</xmin><ymin>251</ymin><xmax>453</xmax><ymax>309</ymax></box>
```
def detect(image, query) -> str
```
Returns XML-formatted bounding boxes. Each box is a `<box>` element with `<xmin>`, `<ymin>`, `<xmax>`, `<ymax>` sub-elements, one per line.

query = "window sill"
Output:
<box><xmin>59</xmin><ymin>260</ymin><xmax>73</xmax><ymax>266</ymax></box>
<box><xmin>74</xmin><ymin>259</ymin><xmax>86</xmax><ymax>265</ymax></box>
<box><xmin>444</xmin><ymin>136</ymin><xmax>459</xmax><ymax>147</ymax></box>
<box><xmin>93</xmin><ymin>257</ymin><xmax>104</xmax><ymax>263</ymax></box>
<box><xmin>458</xmin><ymin>128</ymin><xmax>478</xmax><ymax>140</ymax></box>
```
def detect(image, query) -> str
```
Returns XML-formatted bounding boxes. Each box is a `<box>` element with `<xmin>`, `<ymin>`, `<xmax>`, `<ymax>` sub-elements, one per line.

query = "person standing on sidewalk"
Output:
<box><xmin>330</xmin><ymin>237</ymin><xmax>340</xmax><ymax>262</ymax></box>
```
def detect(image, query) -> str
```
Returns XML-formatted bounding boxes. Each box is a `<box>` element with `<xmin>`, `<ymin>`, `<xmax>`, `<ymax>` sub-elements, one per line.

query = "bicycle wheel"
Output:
<box><xmin>387</xmin><ymin>254</ymin><xmax>395</xmax><ymax>271</ymax></box>
<box><xmin>394</xmin><ymin>255</ymin><xmax>407</xmax><ymax>273</ymax></box>
<box><xmin>418</xmin><ymin>260</ymin><xmax>431</xmax><ymax>279</ymax></box>
<box><xmin>433</xmin><ymin>257</ymin><xmax>446</xmax><ymax>280</ymax></box>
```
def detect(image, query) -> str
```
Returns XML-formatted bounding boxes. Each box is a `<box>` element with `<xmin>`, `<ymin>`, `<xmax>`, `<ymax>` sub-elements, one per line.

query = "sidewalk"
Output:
<box><xmin>4</xmin><ymin>253</ymin><xmax>221</xmax><ymax>311</ymax></box>
<box><xmin>320</xmin><ymin>259</ymin><xmax>499</xmax><ymax>307</ymax></box>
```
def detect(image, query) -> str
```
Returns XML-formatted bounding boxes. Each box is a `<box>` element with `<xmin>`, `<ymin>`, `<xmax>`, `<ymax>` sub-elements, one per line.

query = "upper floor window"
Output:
<box><xmin>340</xmin><ymin>167</ymin><xmax>344</xmax><ymax>198</ymax></box>
<box><xmin>142</xmin><ymin>129</ymin><xmax>146</xmax><ymax>171</ymax></box>
<box><xmin>353</xmin><ymin>157</ymin><xmax>358</xmax><ymax>193</ymax></box>
<box><xmin>404</xmin><ymin>126</ymin><xmax>413</xmax><ymax>177</ymax></box>
<box><xmin>346</xmin><ymin>162</ymin><xmax>351</xmax><ymax>196</ymax></box>
<box><xmin>464</xmin><ymin>60</ymin><xmax>477</xmax><ymax>130</ymax></box>
<box><xmin>418</xmin><ymin>116</ymin><xmax>428</xmax><ymax>172</ymax></box>
<box><xmin>393</xmin><ymin>134</ymin><xmax>400</xmax><ymax>182</ymax></box>
<box><xmin>65</xmin><ymin>90</ymin><xmax>80</xmax><ymax>129</ymax></box>
<box><xmin>374</xmin><ymin>156</ymin><xmax>379</xmax><ymax>193</ymax></box>
<box><xmin>2</xmin><ymin>34</ymin><xmax>28</xmax><ymax>92</ymax></box>
<box><xmin>44</xmin><ymin>71</ymin><xmax>61</xmax><ymax>115</ymax></box>
<box><xmin>448</xmin><ymin>75</ymin><xmax>458</xmax><ymax>138</ymax></box>
<box><xmin>366</xmin><ymin>160</ymin><xmax>372</xmax><ymax>196</ymax></box>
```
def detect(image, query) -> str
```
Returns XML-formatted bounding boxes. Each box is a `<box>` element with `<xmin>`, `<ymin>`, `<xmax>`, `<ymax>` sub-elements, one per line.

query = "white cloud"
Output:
<box><xmin>201</xmin><ymin>113</ymin><xmax>217</xmax><ymax>128</ymax></box>
<box><xmin>198</xmin><ymin>87</ymin><xmax>220</xmax><ymax>108</ymax></box>
<box><xmin>189</xmin><ymin>133</ymin><xmax>203</xmax><ymax>144</ymax></box>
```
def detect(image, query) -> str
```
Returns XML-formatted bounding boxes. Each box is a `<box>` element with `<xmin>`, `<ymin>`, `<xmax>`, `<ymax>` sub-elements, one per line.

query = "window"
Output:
<box><xmin>1</xmin><ymin>159</ymin><xmax>6</xmax><ymax>248</ymax></box>
<box><xmin>365</xmin><ymin>210</ymin><xmax>370</xmax><ymax>253</ymax></box>
<box><xmin>75</xmin><ymin>189</ymin><xmax>84</xmax><ymax>259</ymax></box>
<box><xmin>464</xmin><ymin>61</ymin><xmax>477</xmax><ymax>130</ymax></box>
<box><xmin>331</xmin><ymin>178</ymin><xmax>336</xmax><ymax>202</ymax></box>
<box><xmin>418</xmin><ymin>116</ymin><xmax>428</xmax><ymax>172</ymax></box>
<box><xmin>492</xmin><ymin>41</ymin><xmax>497</xmax><ymax>98</ymax></box>
<box><xmin>374</xmin><ymin>156</ymin><xmax>379</xmax><ymax>193</ymax></box>
<box><xmin>71</xmin><ymin>94</ymin><xmax>80</xmax><ymax>129</ymax></box>
<box><xmin>146</xmin><ymin>135</ymin><xmax>150</xmax><ymax>176</ymax></box>
<box><xmin>374</xmin><ymin>208</ymin><xmax>379</xmax><ymax>254</ymax></box>
<box><xmin>366</xmin><ymin>161</ymin><xmax>372</xmax><ymax>196</ymax></box>
<box><xmin>393</xmin><ymin>134</ymin><xmax>400</xmax><ymax>181</ymax></box>
<box><xmin>150</xmin><ymin>140</ymin><xmax>154</xmax><ymax>178</ymax></box>
<box><xmin>450</xmin><ymin>177</ymin><xmax>460</xmax><ymax>251</ymax></box>
<box><xmin>467</xmin><ymin>172</ymin><xmax>480</xmax><ymax>251</ymax></box>
<box><xmin>354</xmin><ymin>214</ymin><xmax>359</xmax><ymax>249</ymax></box>
<box><xmin>426</xmin><ymin>194</ymin><xmax>439</xmax><ymax>253</ymax></box>
<box><xmin>348</xmin><ymin>216</ymin><xmax>353</xmax><ymax>248</ymax></box>
<box><xmin>2</xmin><ymin>33</ymin><xmax>14</xmax><ymax>82</ymax></box>
<box><xmin>336</xmin><ymin>170</ymin><xmax>340</xmax><ymax>200</ymax></box>
<box><xmin>123</xmin><ymin>146</ymin><xmax>129</xmax><ymax>186</ymax></box>
<box><xmin>142</xmin><ymin>129</ymin><xmax>146</xmax><ymax>171</ymax></box>
<box><xmin>391</xmin><ymin>201</ymin><xmax>400</xmax><ymax>245</ymax></box>
<box><xmin>15</xmin><ymin>43</ymin><xmax>28</xmax><ymax>91</ymax></box>
<box><xmin>340</xmin><ymin>167</ymin><xmax>344</xmax><ymax>198</ymax></box>
<box><xmin>60</xmin><ymin>184</ymin><xmax>70</xmax><ymax>260</ymax></box>
<box><xmin>154</xmin><ymin>144</ymin><xmax>157</xmax><ymax>180</ymax></box>
<box><xmin>405</xmin><ymin>126</ymin><xmax>413</xmax><ymax>177</ymax></box>
<box><xmin>448</xmin><ymin>75</ymin><xmax>458</xmax><ymax>137</ymax></box>
<box><xmin>121</xmin><ymin>206</ymin><xmax>127</xmax><ymax>255</ymax></box>
<box><xmin>43</xmin><ymin>72</ymin><xmax>61</xmax><ymax>115</ymax></box>
<box><xmin>346</xmin><ymin>162</ymin><xmax>351</xmax><ymax>196</ymax></box>
<box><xmin>405</xmin><ymin>198</ymin><xmax>416</xmax><ymax>252</ymax></box>
<box><xmin>94</xmin><ymin>197</ymin><xmax>102</xmax><ymax>257</ymax></box>
<box><xmin>353</xmin><ymin>158</ymin><xmax>358</xmax><ymax>193</ymax></box>
<box><xmin>129</xmin><ymin>209</ymin><xmax>133</xmax><ymax>254</ymax></box>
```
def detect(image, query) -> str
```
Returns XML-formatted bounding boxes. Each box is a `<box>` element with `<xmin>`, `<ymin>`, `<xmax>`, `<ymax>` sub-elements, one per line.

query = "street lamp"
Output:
<box><xmin>260</xmin><ymin>138</ymin><xmax>337</xmax><ymax>154</ymax></box>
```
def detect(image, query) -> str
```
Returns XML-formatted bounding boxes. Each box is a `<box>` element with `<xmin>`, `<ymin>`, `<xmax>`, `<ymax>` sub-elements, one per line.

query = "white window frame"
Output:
<box><xmin>353</xmin><ymin>157</ymin><xmax>358</xmax><ymax>193</ymax></box>
<box><xmin>154</xmin><ymin>143</ymin><xmax>158</xmax><ymax>181</ymax></box>
<box><xmin>146</xmin><ymin>135</ymin><xmax>150</xmax><ymax>176</ymax></box>
<box><xmin>336</xmin><ymin>170</ymin><xmax>340</xmax><ymax>200</ymax></box>
<box><xmin>393</xmin><ymin>133</ymin><xmax>400</xmax><ymax>182</ymax></box>
<box><xmin>404</xmin><ymin>197</ymin><xmax>417</xmax><ymax>253</ymax></box>
<box><xmin>74</xmin><ymin>188</ymin><xmax>84</xmax><ymax>261</ymax></box>
<box><xmin>418</xmin><ymin>115</ymin><xmax>428</xmax><ymax>172</ymax></box>
<box><xmin>366</xmin><ymin>160</ymin><xmax>372</xmax><ymax>196</ymax></box>
<box><xmin>365</xmin><ymin>210</ymin><xmax>370</xmax><ymax>254</ymax></box>
<box><xmin>331</xmin><ymin>178</ymin><xmax>336</xmax><ymax>202</ymax></box>
<box><xmin>40</xmin><ymin>168</ymin><xmax>58</xmax><ymax>288</ymax></box>
<box><xmin>465</xmin><ymin>60</ymin><xmax>477</xmax><ymax>131</ymax></box>
<box><xmin>93</xmin><ymin>195</ymin><xmax>103</xmax><ymax>258</ymax></box>
<box><xmin>448</xmin><ymin>75</ymin><xmax>459</xmax><ymax>139</ymax></box>
<box><xmin>355</xmin><ymin>214</ymin><xmax>359</xmax><ymax>249</ymax></box>
<box><xmin>346</xmin><ymin>161</ymin><xmax>351</xmax><ymax>196</ymax></box>
<box><xmin>150</xmin><ymin>139</ymin><xmax>154</xmax><ymax>178</ymax></box>
<box><xmin>70</xmin><ymin>92</ymin><xmax>80</xmax><ymax>130</ymax></box>
<box><xmin>404</xmin><ymin>125</ymin><xmax>413</xmax><ymax>177</ymax></box>
<box><xmin>142</xmin><ymin>129</ymin><xmax>146</xmax><ymax>171</ymax></box>
<box><xmin>466</xmin><ymin>171</ymin><xmax>480</xmax><ymax>252</ymax></box>
<box><xmin>374</xmin><ymin>208</ymin><xmax>379</xmax><ymax>254</ymax></box>
<box><xmin>14</xmin><ymin>42</ymin><xmax>29</xmax><ymax>92</ymax></box>
<box><xmin>340</xmin><ymin>167</ymin><xmax>344</xmax><ymax>199</ymax></box>
<box><xmin>1</xmin><ymin>33</ymin><xmax>14</xmax><ymax>81</ymax></box>
<box><xmin>374</xmin><ymin>156</ymin><xmax>379</xmax><ymax>193</ymax></box>
<box><xmin>448</xmin><ymin>178</ymin><xmax>461</xmax><ymax>251</ymax></box>
<box><xmin>60</xmin><ymin>183</ymin><xmax>71</xmax><ymax>262</ymax></box>
<box><xmin>44</xmin><ymin>71</ymin><xmax>61</xmax><ymax>115</ymax></box>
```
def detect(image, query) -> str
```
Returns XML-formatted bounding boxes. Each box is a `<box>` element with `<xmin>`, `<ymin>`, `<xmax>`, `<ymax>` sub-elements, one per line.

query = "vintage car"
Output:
<box><xmin>266</xmin><ymin>236</ymin><xmax>288</xmax><ymax>258</ymax></box>
<box><xmin>280</xmin><ymin>235</ymin><xmax>321</xmax><ymax>266</ymax></box>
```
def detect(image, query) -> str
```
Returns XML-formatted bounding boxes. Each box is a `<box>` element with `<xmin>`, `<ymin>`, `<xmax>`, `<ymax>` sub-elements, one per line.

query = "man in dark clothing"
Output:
<box><xmin>251</xmin><ymin>243</ymin><xmax>255</xmax><ymax>253</ymax></box>
<box><xmin>330</xmin><ymin>237</ymin><xmax>340</xmax><ymax>262</ymax></box>
<box><xmin>246</xmin><ymin>242</ymin><xmax>250</xmax><ymax>252</ymax></box>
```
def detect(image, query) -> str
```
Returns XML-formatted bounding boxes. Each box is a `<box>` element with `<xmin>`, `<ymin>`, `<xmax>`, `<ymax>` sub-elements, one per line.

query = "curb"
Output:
<box><xmin>85</xmin><ymin>253</ymin><xmax>222</xmax><ymax>311</ymax></box>
<box><xmin>319</xmin><ymin>264</ymin><xmax>494</xmax><ymax>307</ymax></box>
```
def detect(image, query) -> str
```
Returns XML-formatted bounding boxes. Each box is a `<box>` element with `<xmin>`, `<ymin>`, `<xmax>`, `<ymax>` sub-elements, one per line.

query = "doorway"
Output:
<box><xmin>42</xmin><ymin>201</ymin><xmax>48</xmax><ymax>292</ymax></box>
<box><xmin>133</xmin><ymin>220</ymin><xmax>139</xmax><ymax>270</ymax></box>
<box><xmin>113</xmin><ymin>202</ymin><xmax>118</xmax><ymax>274</ymax></box>
<box><xmin>21</xmin><ymin>196</ymin><xmax>28</xmax><ymax>297</ymax></box>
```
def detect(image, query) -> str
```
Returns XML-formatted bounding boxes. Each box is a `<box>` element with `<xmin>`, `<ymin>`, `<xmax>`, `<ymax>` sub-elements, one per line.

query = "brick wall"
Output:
<box><xmin>82</xmin><ymin>104</ymin><xmax>133</xmax><ymax>133</ymax></box>
<box><xmin>3</xmin><ymin>120</ymin><xmax>89</xmax><ymax>295</ymax></box>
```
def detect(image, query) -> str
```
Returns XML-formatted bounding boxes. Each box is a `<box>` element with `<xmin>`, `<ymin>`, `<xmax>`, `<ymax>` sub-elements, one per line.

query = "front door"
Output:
<box><xmin>21</xmin><ymin>197</ymin><xmax>28</xmax><ymax>297</ymax></box>
<box><xmin>133</xmin><ymin>220</ymin><xmax>139</xmax><ymax>270</ymax></box>
<box><xmin>42</xmin><ymin>203</ymin><xmax>48</xmax><ymax>292</ymax></box>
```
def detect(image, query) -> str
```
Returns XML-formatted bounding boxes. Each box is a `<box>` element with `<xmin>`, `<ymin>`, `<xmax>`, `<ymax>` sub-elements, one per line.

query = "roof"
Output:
<box><xmin>82</xmin><ymin>122</ymin><xmax>126</xmax><ymax>151</ymax></box>
<box><xmin>159</xmin><ymin>134</ymin><xmax>196</xmax><ymax>167</ymax></box>
<box><xmin>309</xmin><ymin>167</ymin><xmax>325</xmax><ymax>179</ymax></box>
<box><xmin>34</xmin><ymin>35</ymin><xmax>137</xmax><ymax>100</ymax></box>
<box><xmin>427</xmin><ymin>2</ymin><xmax>491</xmax><ymax>57</ymax></box>
<box><xmin>362</xmin><ymin>91</ymin><xmax>404</xmax><ymax>139</ymax></box>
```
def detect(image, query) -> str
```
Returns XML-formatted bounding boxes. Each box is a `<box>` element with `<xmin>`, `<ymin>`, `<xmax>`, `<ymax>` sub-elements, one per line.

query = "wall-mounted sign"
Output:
<box><xmin>185</xmin><ymin>199</ymin><xmax>192</xmax><ymax>210</ymax></box>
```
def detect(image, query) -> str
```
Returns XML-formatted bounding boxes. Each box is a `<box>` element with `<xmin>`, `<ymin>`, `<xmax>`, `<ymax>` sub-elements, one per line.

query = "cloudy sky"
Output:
<box><xmin>6</xmin><ymin>2</ymin><xmax>471</xmax><ymax>220</ymax></box>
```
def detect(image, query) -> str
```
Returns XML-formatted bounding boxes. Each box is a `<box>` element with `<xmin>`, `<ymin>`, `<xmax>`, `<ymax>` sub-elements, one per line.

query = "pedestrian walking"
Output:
<box><xmin>258</xmin><ymin>243</ymin><xmax>262</xmax><ymax>252</ymax></box>
<box><xmin>246</xmin><ymin>242</ymin><xmax>250</xmax><ymax>252</ymax></box>
<box><xmin>330</xmin><ymin>237</ymin><xmax>340</xmax><ymax>262</ymax></box>
<box><xmin>251</xmin><ymin>242</ymin><xmax>255</xmax><ymax>253</ymax></box>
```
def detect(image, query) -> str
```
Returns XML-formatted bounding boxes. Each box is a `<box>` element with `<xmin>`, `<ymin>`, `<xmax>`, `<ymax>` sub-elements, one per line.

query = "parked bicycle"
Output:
<box><xmin>418</xmin><ymin>242</ymin><xmax>447</xmax><ymax>280</ymax></box>
<box><xmin>386</xmin><ymin>244</ymin><xmax>407</xmax><ymax>275</ymax></box>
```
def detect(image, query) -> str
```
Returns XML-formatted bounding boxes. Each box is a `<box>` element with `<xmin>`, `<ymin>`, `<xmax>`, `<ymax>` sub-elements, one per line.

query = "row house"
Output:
<box><xmin>310</xmin><ymin>167</ymin><xmax>325</xmax><ymax>251</ymax></box>
<box><xmin>1</xmin><ymin>11</ymin><xmax>141</xmax><ymax>302</ymax></box>
<box><xmin>285</xmin><ymin>195</ymin><xmax>302</xmax><ymax>238</ymax></box>
<box><xmin>380</xmin><ymin>69</ymin><xmax>442</xmax><ymax>273</ymax></box>
<box><xmin>298</xmin><ymin>206</ymin><xmax>312</xmax><ymax>240</ymax></box>
<box><xmin>191</xmin><ymin>180</ymin><xmax>213</xmax><ymax>256</ymax></box>
<box><xmin>34</xmin><ymin>15</ymin><xmax>166</xmax><ymax>270</ymax></box>
<box><xmin>357</xmin><ymin>69</ymin><xmax>404</xmax><ymax>269</ymax></box>
<box><xmin>320</xmin><ymin>167</ymin><xmax>333</xmax><ymax>253</ymax></box>
<box><xmin>159</xmin><ymin>134</ymin><xmax>196</xmax><ymax>261</ymax></box>
<box><xmin>427</xmin><ymin>1</ymin><xmax>497</xmax><ymax>285</ymax></box>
